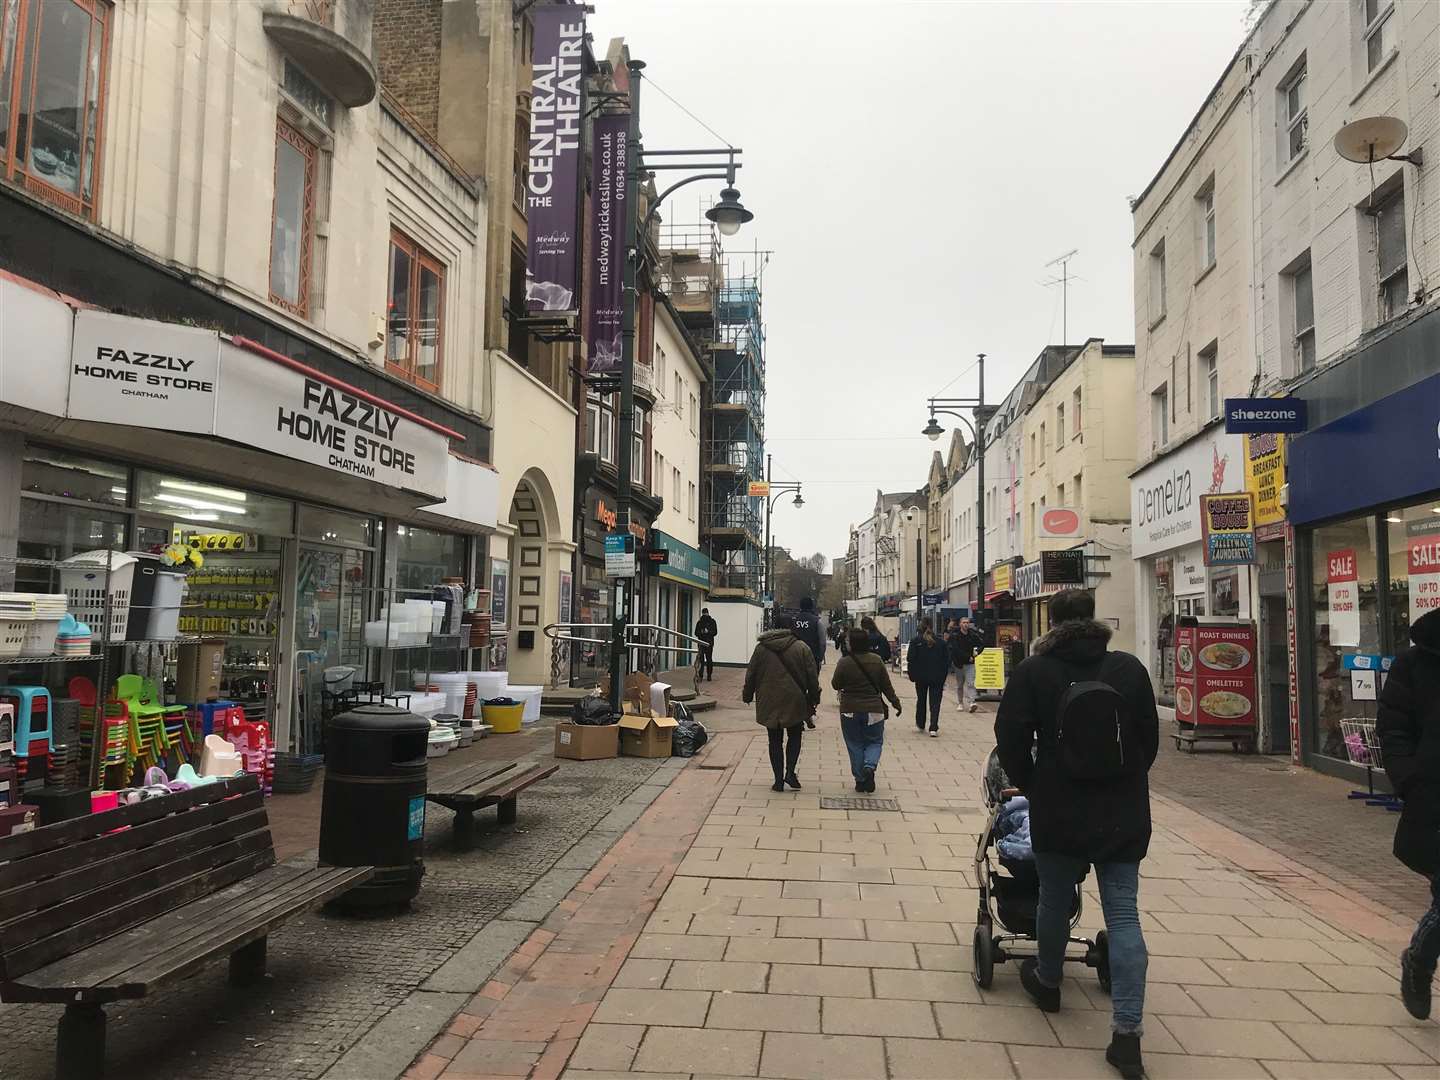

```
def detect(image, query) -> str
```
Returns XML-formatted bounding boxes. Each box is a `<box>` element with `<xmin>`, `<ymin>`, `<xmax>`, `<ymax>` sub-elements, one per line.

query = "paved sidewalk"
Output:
<box><xmin>415</xmin><ymin>692</ymin><xmax>1438</xmax><ymax>1079</ymax></box>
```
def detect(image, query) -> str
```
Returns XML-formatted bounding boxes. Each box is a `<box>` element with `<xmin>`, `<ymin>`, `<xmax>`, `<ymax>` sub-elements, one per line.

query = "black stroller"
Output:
<box><xmin>972</xmin><ymin>748</ymin><xmax>1111</xmax><ymax>991</ymax></box>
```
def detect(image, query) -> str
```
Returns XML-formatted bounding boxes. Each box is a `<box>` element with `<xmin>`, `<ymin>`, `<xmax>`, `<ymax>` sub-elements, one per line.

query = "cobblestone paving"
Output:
<box><xmin>0</xmin><ymin>738</ymin><xmax>667</xmax><ymax>1080</ymax></box>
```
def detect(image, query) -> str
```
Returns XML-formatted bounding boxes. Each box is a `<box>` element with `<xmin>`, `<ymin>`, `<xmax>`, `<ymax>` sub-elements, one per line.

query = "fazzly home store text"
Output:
<box><xmin>0</xmin><ymin>275</ymin><xmax>499</xmax><ymax>756</ymax></box>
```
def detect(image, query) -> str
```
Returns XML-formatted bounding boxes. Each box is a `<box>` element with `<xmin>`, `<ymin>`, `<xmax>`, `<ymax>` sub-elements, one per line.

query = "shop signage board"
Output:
<box><xmin>1038</xmin><ymin>507</ymin><xmax>1082</xmax><ymax>540</ymax></box>
<box><xmin>1224</xmin><ymin>397</ymin><xmax>1307</xmax><ymax>434</ymax></box>
<box><xmin>1013</xmin><ymin>560</ymin><xmax>1061</xmax><ymax>601</ymax></box>
<box><xmin>68</xmin><ymin>310</ymin><xmax>220</xmax><ymax>433</ymax></box>
<box><xmin>524</xmin><ymin>5</ymin><xmax>585</xmax><ymax>313</ymax></box>
<box><xmin>747</xmin><ymin>481</ymin><xmax>770</xmax><ymax>497</ymax></box>
<box><xmin>974</xmin><ymin>648</ymin><xmax>1005</xmax><ymax>690</ymax></box>
<box><xmin>585</xmin><ymin>112</ymin><xmax>627</xmax><ymax>375</ymax></box>
<box><xmin>1407</xmin><ymin>529</ymin><xmax>1440</xmax><ymax>625</ymax></box>
<box><xmin>992</xmin><ymin>563</ymin><xmax>1012</xmax><ymax>592</ymax></box>
<box><xmin>653</xmin><ymin>530</ymin><xmax>712</xmax><ymax>590</ymax></box>
<box><xmin>1326</xmin><ymin>548</ymin><xmax>1361</xmax><ymax>647</ymax></box>
<box><xmin>1243</xmin><ymin>433</ymin><xmax>1286</xmax><ymax>532</ymax></box>
<box><xmin>1200</xmin><ymin>492</ymin><xmax>1256</xmax><ymax>566</ymax></box>
<box><xmin>1131</xmin><ymin>430</ymin><xmax>1245</xmax><ymax>559</ymax></box>
<box><xmin>1173</xmin><ymin>622</ymin><xmax>1258</xmax><ymax>730</ymax></box>
<box><xmin>215</xmin><ymin>342</ymin><xmax>449</xmax><ymax>499</ymax></box>
<box><xmin>604</xmin><ymin>532</ymin><xmax>636</xmax><ymax>577</ymax></box>
<box><xmin>1040</xmin><ymin>549</ymin><xmax>1085</xmax><ymax>585</ymax></box>
<box><xmin>3</xmin><ymin>275</ymin><xmax>72</xmax><ymax>417</ymax></box>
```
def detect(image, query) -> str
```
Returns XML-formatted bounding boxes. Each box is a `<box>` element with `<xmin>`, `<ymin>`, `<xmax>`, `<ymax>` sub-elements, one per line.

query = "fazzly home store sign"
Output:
<box><xmin>67</xmin><ymin>313</ymin><xmax>450</xmax><ymax>498</ymax></box>
<box><xmin>1131</xmin><ymin>429</ymin><xmax>1245</xmax><ymax>560</ymax></box>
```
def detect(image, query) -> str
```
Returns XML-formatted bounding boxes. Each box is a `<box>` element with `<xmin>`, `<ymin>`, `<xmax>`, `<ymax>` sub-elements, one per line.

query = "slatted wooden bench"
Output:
<box><xmin>426</xmin><ymin>758</ymin><xmax>559</xmax><ymax>850</ymax></box>
<box><xmin>0</xmin><ymin>773</ymin><xmax>372</xmax><ymax>1080</ymax></box>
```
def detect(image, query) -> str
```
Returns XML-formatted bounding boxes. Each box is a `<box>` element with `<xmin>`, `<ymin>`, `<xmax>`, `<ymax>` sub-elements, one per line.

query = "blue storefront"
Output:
<box><xmin>649</xmin><ymin>531</ymin><xmax>711</xmax><ymax>670</ymax></box>
<box><xmin>1286</xmin><ymin>304</ymin><xmax>1440</xmax><ymax>777</ymax></box>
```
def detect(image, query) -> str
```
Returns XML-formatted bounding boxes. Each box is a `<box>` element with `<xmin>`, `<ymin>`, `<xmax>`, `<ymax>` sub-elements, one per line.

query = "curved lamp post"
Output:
<box><xmin>760</xmin><ymin>452</ymin><xmax>803</xmax><ymax>626</ymax></box>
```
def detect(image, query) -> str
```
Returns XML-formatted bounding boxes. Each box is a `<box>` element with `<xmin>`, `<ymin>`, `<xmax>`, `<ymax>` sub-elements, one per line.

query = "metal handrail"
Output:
<box><xmin>543</xmin><ymin>621</ymin><xmax>702</xmax><ymax>650</ymax></box>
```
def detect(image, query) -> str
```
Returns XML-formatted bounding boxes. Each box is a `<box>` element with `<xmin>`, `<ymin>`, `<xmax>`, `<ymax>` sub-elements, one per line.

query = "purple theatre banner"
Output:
<box><xmin>525</xmin><ymin>5</ymin><xmax>585</xmax><ymax>313</ymax></box>
<box><xmin>587</xmin><ymin>113</ymin><xmax>628</xmax><ymax>376</ymax></box>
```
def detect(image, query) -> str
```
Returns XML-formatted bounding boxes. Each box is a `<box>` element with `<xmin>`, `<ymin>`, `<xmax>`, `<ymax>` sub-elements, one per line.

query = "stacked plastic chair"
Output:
<box><xmin>68</xmin><ymin>677</ymin><xmax>131</xmax><ymax>784</ymax></box>
<box><xmin>214</xmin><ymin>710</ymin><xmax>274</xmax><ymax>795</ymax></box>
<box><xmin>114</xmin><ymin>674</ymin><xmax>177</xmax><ymax>773</ymax></box>
<box><xmin>142</xmin><ymin>677</ymin><xmax>188</xmax><ymax>763</ymax></box>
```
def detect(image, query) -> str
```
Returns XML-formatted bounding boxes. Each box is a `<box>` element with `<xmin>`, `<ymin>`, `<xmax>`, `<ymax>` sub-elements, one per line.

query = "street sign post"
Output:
<box><xmin>604</xmin><ymin>533</ymin><xmax>636</xmax><ymax>577</ymax></box>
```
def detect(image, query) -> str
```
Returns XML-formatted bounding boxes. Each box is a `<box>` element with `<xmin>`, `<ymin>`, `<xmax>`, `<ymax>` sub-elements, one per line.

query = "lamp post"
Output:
<box><xmin>607</xmin><ymin>60</ymin><xmax>753</xmax><ymax>717</ymax></box>
<box><xmin>922</xmin><ymin>354</ymin><xmax>997</xmax><ymax>629</ymax></box>
<box><xmin>760</xmin><ymin>453</ymin><xmax>804</xmax><ymax>625</ymax></box>
<box><xmin>904</xmin><ymin>505</ymin><xmax>924</xmax><ymax>628</ymax></box>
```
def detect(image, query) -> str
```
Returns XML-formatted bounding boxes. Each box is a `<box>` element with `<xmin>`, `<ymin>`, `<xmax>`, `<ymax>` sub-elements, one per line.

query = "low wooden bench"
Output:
<box><xmin>426</xmin><ymin>758</ymin><xmax>559</xmax><ymax>850</ymax></box>
<box><xmin>0</xmin><ymin>773</ymin><xmax>372</xmax><ymax>1080</ymax></box>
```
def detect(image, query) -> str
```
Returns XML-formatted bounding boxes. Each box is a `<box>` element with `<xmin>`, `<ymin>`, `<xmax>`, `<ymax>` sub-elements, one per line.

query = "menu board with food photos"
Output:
<box><xmin>1174</xmin><ymin>622</ymin><xmax>1258</xmax><ymax>730</ymax></box>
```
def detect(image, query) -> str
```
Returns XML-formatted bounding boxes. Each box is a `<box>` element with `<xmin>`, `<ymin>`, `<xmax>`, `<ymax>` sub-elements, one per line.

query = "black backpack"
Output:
<box><xmin>1053</xmin><ymin>655</ymin><xmax>1139</xmax><ymax>780</ymax></box>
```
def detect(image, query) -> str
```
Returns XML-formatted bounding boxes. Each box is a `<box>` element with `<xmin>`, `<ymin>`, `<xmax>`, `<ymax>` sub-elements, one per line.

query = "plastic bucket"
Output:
<box><xmin>482</xmin><ymin>702</ymin><xmax>524</xmax><ymax>734</ymax></box>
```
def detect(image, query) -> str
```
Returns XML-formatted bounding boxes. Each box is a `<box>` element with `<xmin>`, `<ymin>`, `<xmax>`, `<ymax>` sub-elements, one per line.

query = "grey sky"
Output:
<box><xmin>589</xmin><ymin>0</ymin><xmax>1250</xmax><ymax>569</ymax></box>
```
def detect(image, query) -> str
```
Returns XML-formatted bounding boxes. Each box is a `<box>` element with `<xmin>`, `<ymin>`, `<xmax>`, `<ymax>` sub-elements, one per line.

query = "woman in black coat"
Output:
<box><xmin>906</xmin><ymin>617</ymin><xmax>951</xmax><ymax>736</ymax></box>
<box><xmin>1377</xmin><ymin>607</ymin><xmax>1440</xmax><ymax>1020</ymax></box>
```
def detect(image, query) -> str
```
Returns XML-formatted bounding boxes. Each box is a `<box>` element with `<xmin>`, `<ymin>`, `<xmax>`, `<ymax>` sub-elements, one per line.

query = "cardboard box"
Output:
<box><xmin>599</xmin><ymin>673</ymin><xmax>655</xmax><ymax>716</ymax></box>
<box><xmin>554</xmin><ymin>721</ymin><xmax>619</xmax><ymax>761</ymax></box>
<box><xmin>618</xmin><ymin>711</ymin><xmax>677</xmax><ymax>758</ymax></box>
<box><xmin>176</xmin><ymin>640</ymin><xmax>225</xmax><ymax>703</ymax></box>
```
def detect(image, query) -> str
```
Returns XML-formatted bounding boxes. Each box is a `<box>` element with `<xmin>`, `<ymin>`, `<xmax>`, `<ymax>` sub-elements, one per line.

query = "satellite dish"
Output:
<box><xmin>1334</xmin><ymin>116</ymin><xmax>1409</xmax><ymax>163</ymax></box>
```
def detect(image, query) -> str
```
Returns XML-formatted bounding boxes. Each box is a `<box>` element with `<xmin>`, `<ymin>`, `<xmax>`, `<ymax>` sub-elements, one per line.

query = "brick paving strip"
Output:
<box><xmin>413</xmin><ymin>692</ymin><xmax>1440</xmax><ymax>1080</ymax></box>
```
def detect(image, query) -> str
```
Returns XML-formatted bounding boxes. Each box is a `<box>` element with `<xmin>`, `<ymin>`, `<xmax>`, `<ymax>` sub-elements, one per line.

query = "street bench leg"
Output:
<box><xmin>230</xmin><ymin>936</ymin><xmax>268</xmax><ymax>985</ymax></box>
<box><xmin>497</xmin><ymin>796</ymin><xmax>517</xmax><ymax>826</ymax></box>
<box><xmin>452</xmin><ymin>807</ymin><xmax>477</xmax><ymax>851</ymax></box>
<box><xmin>56</xmin><ymin>1003</ymin><xmax>105</xmax><ymax>1080</ymax></box>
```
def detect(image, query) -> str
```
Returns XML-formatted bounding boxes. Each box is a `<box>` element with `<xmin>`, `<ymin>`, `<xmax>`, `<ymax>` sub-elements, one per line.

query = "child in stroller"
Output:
<box><xmin>972</xmin><ymin>748</ymin><xmax>1111</xmax><ymax>991</ymax></box>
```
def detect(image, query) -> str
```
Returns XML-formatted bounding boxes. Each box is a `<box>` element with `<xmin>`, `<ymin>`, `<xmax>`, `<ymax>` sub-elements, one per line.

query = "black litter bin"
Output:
<box><xmin>320</xmin><ymin>704</ymin><xmax>429</xmax><ymax>908</ymax></box>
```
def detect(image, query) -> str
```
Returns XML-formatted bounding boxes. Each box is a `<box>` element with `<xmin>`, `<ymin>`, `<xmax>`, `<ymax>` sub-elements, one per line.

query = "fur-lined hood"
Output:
<box><xmin>1032</xmin><ymin>618</ymin><xmax>1112</xmax><ymax>661</ymax></box>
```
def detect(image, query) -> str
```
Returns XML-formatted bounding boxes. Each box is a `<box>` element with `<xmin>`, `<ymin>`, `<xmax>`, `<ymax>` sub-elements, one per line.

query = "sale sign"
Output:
<box><xmin>1327</xmin><ymin>548</ymin><xmax>1360</xmax><ymax>647</ymax></box>
<box><xmin>1408</xmin><ymin>533</ymin><xmax>1440</xmax><ymax>624</ymax></box>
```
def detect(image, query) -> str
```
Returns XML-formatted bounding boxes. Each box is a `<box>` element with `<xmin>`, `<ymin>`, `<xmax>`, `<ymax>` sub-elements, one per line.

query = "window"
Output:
<box><xmin>586</xmin><ymin>392</ymin><xmax>616</xmax><ymax>464</ymax></box>
<box><xmin>1074</xmin><ymin>472</ymin><xmax>1083</xmax><ymax>511</ymax></box>
<box><xmin>672</xmin><ymin>466</ymin><xmax>680</xmax><ymax>507</ymax></box>
<box><xmin>1148</xmin><ymin>239</ymin><xmax>1167</xmax><ymax>325</ymax></box>
<box><xmin>1196</xmin><ymin>179</ymin><xmax>1216</xmax><ymax>271</ymax></box>
<box><xmin>270</xmin><ymin>118</ymin><xmax>317</xmax><ymax>317</ymax></box>
<box><xmin>632</xmin><ymin>405</ymin><xmax>646</xmax><ymax>484</ymax></box>
<box><xmin>1073</xmin><ymin>387</ymin><xmax>1082</xmax><ymax>434</ymax></box>
<box><xmin>1039</xmin><ymin>423</ymin><xmax>1046</xmax><ymax>464</ymax></box>
<box><xmin>1152</xmin><ymin>385</ymin><xmax>1169</xmax><ymax>449</ymax></box>
<box><xmin>1029</xmin><ymin>433</ymin><xmax>1036</xmax><ymax>471</ymax></box>
<box><xmin>1280</xmin><ymin>59</ymin><xmax>1307</xmax><ymax>165</ymax></box>
<box><xmin>1056</xmin><ymin>482</ymin><xmax>1065</xmax><ymax>507</ymax></box>
<box><xmin>688</xmin><ymin>392</ymin><xmax>698</xmax><ymax>434</ymax></box>
<box><xmin>1199</xmin><ymin>341</ymin><xmax>1219</xmax><ymax>420</ymax></box>
<box><xmin>653</xmin><ymin>451</ymin><xmax>663</xmax><ymax>498</ymax></box>
<box><xmin>1290</xmin><ymin>254</ymin><xmax>1316</xmax><ymax>372</ymax></box>
<box><xmin>1056</xmin><ymin>403</ymin><xmax>1065</xmax><ymax>447</ymax></box>
<box><xmin>656</xmin><ymin>345</ymin><xmax>667</xmax><ymax>391</ymax></box>
<box><xmin>674</xmin><ymin>373</ymin><xmax>682</xmax><ymax>404</ymax></box>
<box><xmin>386</xmin><ymin>230</ymin><xmax>445</xmax><ymax>390</ymax></box>
<box><xmin>1181</xmin><ymin>343</ymin><xmax>1192</xmax><ymax>416</ymax></box>
<box><xmin>687</xmin><ymin>481</ymin><xmax>696</xmax><ymax>522</ymax></box>
<box><xmin>1373</xmin><ymin>185</ymin><xmax>1409</xmax><ymax>322</ymax></box>
<box><xmin>1363</xmin><ymin>0</ymin><xmax>1394</xmax><ymax>72</ymax></box>
<box><xmin>283</xmin><ymin>60</ymin><xmax>333</xmax><ymax>130</ymax></box>
<box><xmin>0</xmin><ymin>0</ymin><xmax>110</xmax><ymax>219</ymax></box>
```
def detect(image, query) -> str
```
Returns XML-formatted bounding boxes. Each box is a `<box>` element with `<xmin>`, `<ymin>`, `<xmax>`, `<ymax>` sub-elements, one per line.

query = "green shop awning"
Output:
<box><xmin>653</xmin><ymin>531</ymin><xmax>711</xmax><ymax>590</ymax></box>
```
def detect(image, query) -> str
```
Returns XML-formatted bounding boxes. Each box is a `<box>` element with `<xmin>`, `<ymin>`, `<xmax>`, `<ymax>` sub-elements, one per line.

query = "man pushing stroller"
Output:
<box><xmin>995</xmin><ymin>589</ymin><xmax>1159</xmax><ymax>1080</ymax></box>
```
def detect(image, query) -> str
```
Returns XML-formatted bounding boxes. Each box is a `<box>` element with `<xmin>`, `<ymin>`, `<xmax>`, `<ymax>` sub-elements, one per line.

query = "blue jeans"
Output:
<box><xmin>840</xmin><ymin>713</ymin><xmax>885</xmax><ymax>779</ymax></box>
<box><xmin>1410</xmin><ymin>872</ymin><xmax>1440</xmax><ymax>971</ymax></box>
<box><xmin>1034</xmin><ymin>852</ymin><xmax>1147</xmax><ymax>1035</ymax></box>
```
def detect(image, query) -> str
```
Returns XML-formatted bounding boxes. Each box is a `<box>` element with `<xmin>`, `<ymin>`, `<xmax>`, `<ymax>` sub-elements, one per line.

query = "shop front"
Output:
<box><xmin>1130</xmin><ymin>427</ymin><xmax>1248</xmax><ymax>708</ymax></box>
<box><xmin>573</xmin><ymin>485</ymin><xmax>656</xmax><ymax>687</ymax></box>
<box><xmin>984</xmin><ymin>561</ymin><xmax>1022</xmax><ymax>655</ymax></box>
<box><xmin>1286</xmin><ymin>309</ymin><xmax>1440</xmax><ymax>775</ymax></box>
<box><xmin>1</xmin><ymin>290</ymin><xmax>498</xmax><ymax>769</ymax></box>
<box><xmin>649</xmin><ymin>530</ymin><xmax>711</xmax><ymax>673</ymax></box>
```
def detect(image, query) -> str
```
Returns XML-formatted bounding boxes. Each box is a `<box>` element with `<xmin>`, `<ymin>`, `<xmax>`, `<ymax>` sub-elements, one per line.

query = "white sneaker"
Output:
<box><xmin>929</xmin><ymin>730</ymin><xmax>939</xmax><ymax>738</ymax></box>
<box><xmin>956</xmin><ymin>702</ymin><xmax>964</xmax><ymax>711</ymax></box>
<box><xmin>969</xmin><ymin>703</ymin><xmax>979</xmax><ymax>713</ymax></box>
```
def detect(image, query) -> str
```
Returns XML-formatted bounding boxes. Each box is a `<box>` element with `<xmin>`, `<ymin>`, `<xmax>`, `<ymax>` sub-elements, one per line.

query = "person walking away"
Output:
<box><xmin>742</xmin><ymin>613</ymin><xmax>820</xmax><ymax>792</ymax></box>
<box><xmin>694</xmin><ymin>608</ymin><xmax>718</xmax><ymax>682</ymax></box>
<box><xmin>832</xmin><ymin>627</ymin><xmax>902</xmax><ymax>792</ymax></box>
<box><xmin>860</xmin><ymin>616</ymin><xmax>892</xmax><ymax>665</ymax></box>
<box><xmin>791</xmin><ymin>597</ymin><xmax>826</xmax><ymax>672</ymax></box>
<box><xmin>949</xmin><ymin>616</ymin><xmax>984</xmax><ymax>712</ymax></box>
<box><xmin>906</xmin><ymin>617</ymin><xmax>950</xmax><ymax>737</ymax></box>
<box><xmin>994</xmin><ymin>589</ymin><xmax>1159</xmax><ymax>1079</ymax></box>
<box><xmin>1377</xmin><ymin>607</ymin><xmax>1440</xmax><ymax>1020</ymax></box>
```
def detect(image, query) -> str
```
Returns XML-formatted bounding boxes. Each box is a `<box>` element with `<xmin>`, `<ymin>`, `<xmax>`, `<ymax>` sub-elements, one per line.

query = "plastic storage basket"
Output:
<box><xmin>60</xmin><ymin>552</ymin><xmax>137</xmax><ymax>643</ymax></box>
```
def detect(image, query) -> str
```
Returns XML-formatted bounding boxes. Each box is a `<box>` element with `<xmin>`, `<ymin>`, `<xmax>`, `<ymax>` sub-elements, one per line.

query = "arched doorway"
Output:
<box><xmin>505</xmin><ymin>469</ymin><xmax>562</xmax><ymax>686</ymax></box>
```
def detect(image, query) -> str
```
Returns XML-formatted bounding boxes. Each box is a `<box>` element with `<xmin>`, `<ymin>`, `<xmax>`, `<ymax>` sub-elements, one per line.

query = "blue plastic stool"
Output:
<box><xmin>0</xmin><ymin>686</ymin><xmax>52</xmax><ymax>758</ymax></box>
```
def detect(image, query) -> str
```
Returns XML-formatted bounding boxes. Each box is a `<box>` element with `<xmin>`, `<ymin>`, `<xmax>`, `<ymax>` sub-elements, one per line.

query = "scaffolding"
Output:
<box><xmin>658</xmin><ymin>222</ymin><xmax>768</xmax><ymax>600</ymax></box>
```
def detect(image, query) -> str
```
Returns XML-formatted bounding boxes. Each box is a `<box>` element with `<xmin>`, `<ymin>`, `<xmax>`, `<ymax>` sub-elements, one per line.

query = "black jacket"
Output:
<box><xmin>947</xmin><ymin>626</ymin><xmax>984</xmax><ymax>666</ymax></box>
<box><xmin>791</xmin><ymin>608</ymin><xmax>825</xmax><ymax>667</ymax></box>
<box><xmin>695</xmin><ymin>615</ymin><xmax>718</xmax><ymax>646</ymax></box>
<box><xmin>1377</xmin><ymin>608</ymin><xmax>1440</xmax><ymax>876</ymax></box>
<box><xmin>994</xmin><ymin>618</ymin><xmax>1160</xmax><ymax>864</ymax></box>
<box><xmin>867</xmin><ymin>629</ymin><xmax>892</xmax><ymax>663</ymax></box>
<box><xmin>906</xmin><ymin>633</ymin><xmax>951</xmax><ymax>685</ymax></box>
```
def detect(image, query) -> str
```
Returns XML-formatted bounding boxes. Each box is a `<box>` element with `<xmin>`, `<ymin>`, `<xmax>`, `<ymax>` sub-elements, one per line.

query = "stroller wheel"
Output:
<box><xmin>972</xmin><ymin>925</ymin><xmax>995</xmax><ymax>989</ymax></box>
<box><xmin>1091</xmin><ymin>929</ymin><xmax>1112</xmax><ymax>994</ymax></box>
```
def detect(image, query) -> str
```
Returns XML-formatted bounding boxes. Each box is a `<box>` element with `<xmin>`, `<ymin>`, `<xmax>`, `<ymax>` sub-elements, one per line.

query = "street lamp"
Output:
<box><xmin>922</xmin><ymin>353</ymin><xmax>996</xmax><ymax>628</ymax></box>
<box><xmin>760</xmin><ymin>453</ymin><xmax>803</xmax><ymax>626</ymax></box>
<box><xmin>904</xmin><ymin>505</ymin><xmax>925</xmax><ymax>631</ymax></box>
<box><xmin>607</xmin><ymin>60</ymin><xmax>755</xmax><ymax>717</ymax></box>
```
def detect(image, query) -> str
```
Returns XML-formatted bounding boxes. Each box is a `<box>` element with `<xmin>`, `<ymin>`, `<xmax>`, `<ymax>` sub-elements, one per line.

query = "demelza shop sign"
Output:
<box><xmin>1131</xmin><ymin>429</ymin><xmax>1244</xmax><ymax>560</ymax></box>
<box><xmin>66</xmin><ymin>312</ymin><xmax>449</xmax><ymax>499</ymax></box>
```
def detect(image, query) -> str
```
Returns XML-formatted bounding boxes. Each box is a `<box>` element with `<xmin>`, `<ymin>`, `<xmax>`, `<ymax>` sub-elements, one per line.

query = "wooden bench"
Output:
<box><xmin>0</xmin><ymin>773</ymin><xmax>372</xmax><ymax>1080</ymax></box>
<box><xmin>426</xmin><ymin>758</ymin><xmax>559</xmax><ymax>850</ymax></box>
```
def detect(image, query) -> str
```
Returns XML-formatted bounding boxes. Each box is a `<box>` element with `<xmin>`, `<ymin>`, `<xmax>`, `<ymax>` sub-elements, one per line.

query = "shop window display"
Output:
<box><xmin>136</xmin><ymin>472</ymin><xmax>294</xmax><ymax>536</ymax></box>
<box><xmin>1309</xmin><ymin>517</ymin><xmax>1381</xmax><ymax>760</ymax></box>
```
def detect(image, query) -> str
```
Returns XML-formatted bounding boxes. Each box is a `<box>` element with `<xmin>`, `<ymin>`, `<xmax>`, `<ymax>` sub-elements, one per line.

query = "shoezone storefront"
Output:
<box><xmin>0</xmin><ymin>282</ymin><xmax>498</xmax><ymax>757</ymax></box>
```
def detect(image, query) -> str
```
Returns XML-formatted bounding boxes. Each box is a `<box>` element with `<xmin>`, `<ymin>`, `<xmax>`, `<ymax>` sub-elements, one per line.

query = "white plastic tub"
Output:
<box><xmin>507</xmin><ymin>685</ymin><xmax>542</xmax><ymax>724</ymax></box>
<box><xmin>145</xmin><ymin>570</ymin><xmax>186</xmax><ymax>641</ymax></box>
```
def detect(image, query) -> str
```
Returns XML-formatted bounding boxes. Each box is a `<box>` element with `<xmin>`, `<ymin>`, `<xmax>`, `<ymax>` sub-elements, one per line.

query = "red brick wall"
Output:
<box><xmin>373</xmin><ymin>0</ymin><xmax>443</xmax><ymax>134</ymax></box>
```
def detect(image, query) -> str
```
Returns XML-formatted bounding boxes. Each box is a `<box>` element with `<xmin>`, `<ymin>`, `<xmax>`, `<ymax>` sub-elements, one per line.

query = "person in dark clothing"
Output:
<box><xmin>832</xmin><ymin>627</ymin><xmax>902</xmax><ymax>792</ymax></box>
<box><xmin>860</xmin><ymin>616</ymin><xmax>891</xmax><ymax>664</ymax></box>
<box><xmin>790</xmin><ymin>597</ymin><xmax>826</xmax><ymax>670</ymax></box>
<box><xmin>947</xmin><ymin>616</ymin><xmax>985</xmax><ymax>712</ymax></box>
<box><xmin>1377</xmin><ymin>607</ymin><xmax>1440</xmax><ymax>1020</ymax></box>
<box><xmin>694</xmin><ymin>608</ymin><xmax>718</xmax><ymax>681</ymax></box>
<box><xmin>742</xmin><ymin>613</ymin><xmax>820</xmax><ymax>792</ymax></box>
<box><xmin>906</xmin><ymin>617</ymin><xmax>951</xmax><ymax>736</ymax></box>
<box><xmin>995</xmin><ymin>589</ymin><xmax>1159</xmax><ymax>1080</ymax></box>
